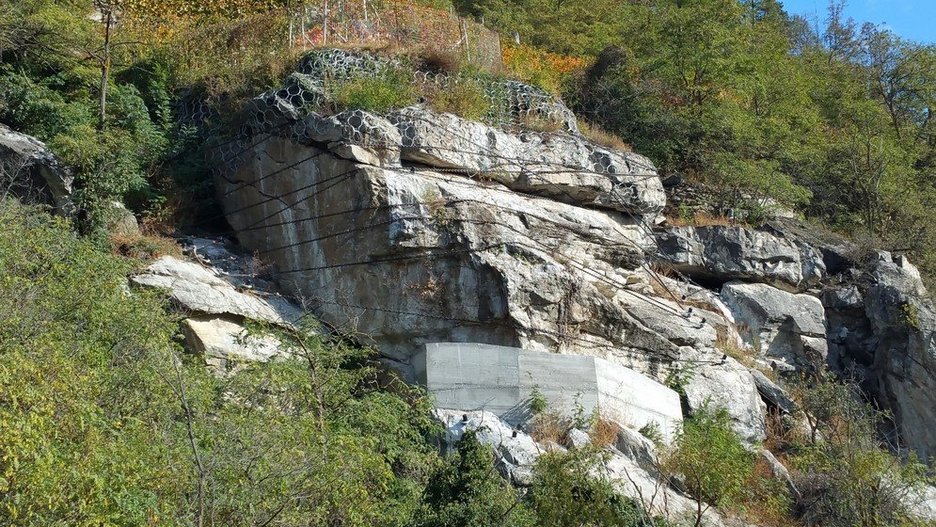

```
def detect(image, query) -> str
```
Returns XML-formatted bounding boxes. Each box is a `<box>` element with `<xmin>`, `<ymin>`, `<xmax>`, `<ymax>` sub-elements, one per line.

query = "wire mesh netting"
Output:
<box><xmin>289</xmin><ymin>0</ymin><xmax>503</xmax><ymax>71</ymax></box>
<box><xmin>210</xmin><ymin>48</ymin><xmax>583</xmax><ymax>177</ymax></box>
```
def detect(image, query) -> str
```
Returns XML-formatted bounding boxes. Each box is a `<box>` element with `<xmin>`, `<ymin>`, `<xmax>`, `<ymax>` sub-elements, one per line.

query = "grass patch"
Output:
<box><xmin>588</xmin><ymin>417</ymin><xmax>620</xmax><ymax>448</ymax></box>
<box><xmin>715</xmin><ymin>330</ymin><xmax>754</xmax><ymax>368</ymax></box>
<box><xmin>519</xmin><ymin>114</ymin><xmax>565</xmax><ymax>133</ymax></box>
<box><xmin>529</xmin><ymin>411</ymin><xmax>567</xmax><ymax>445</ymax></box>
<box><xmin>330</xmin><ymin>68</ymin><xmax>418</xmax><ymax>113</ymax></box>
<box><xmin>109</xmin><ymin>231</ymin><xmax>182</xmax><ymax>261</ymax></box>
<box><xmin>425</xmin><ymin>79</ymin><xmax>490</xmax><ymax>121</ymax></box>
<box><xmin>579</xmin><ymin>120</ymin><xmax>631</xmax><ymax>151</ymax></box>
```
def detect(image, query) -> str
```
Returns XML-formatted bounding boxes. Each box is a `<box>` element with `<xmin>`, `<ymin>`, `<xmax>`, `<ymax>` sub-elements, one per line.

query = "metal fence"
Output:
<box><xmin>288</xmin><ymin>0</ymin><xmax>502</xmax><ymax>70</ymax></box>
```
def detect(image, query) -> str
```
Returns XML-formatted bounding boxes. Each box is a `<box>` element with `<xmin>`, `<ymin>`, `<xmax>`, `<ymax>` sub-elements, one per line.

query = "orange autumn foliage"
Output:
<box><xmin>501</xmin><ymin>43</ymin><xmax>588</xmax><ymax>93</ymax></box>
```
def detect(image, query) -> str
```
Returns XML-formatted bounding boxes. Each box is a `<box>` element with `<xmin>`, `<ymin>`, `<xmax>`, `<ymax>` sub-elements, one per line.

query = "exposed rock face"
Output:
<box><xmin>132</xmin><ymin>250</ymin><xmax>303</xmax><ymax>369</ymax></box>
<box><xmin>0</xmin><ymin>123</ymin><xmax>73</xmax><ymax>214</ymax></box>
<box><xmin>655</xmin><ymin>226</ymin><xmax>825</xmax><ymax>291</ymax></box>
<box><xmin>217</xmin><ymin>53</ymin><xmax>773</xmax><ymax>448</ymax></box>
<box><xmin>390</xmin><ymin>107</ymin><xmax>664</xmax><ymax>216</ymax></box>
<box><xmin>721</xmin><ymin>282</ymin><xmax>828</xmax><ymax>372</ymax></box>
<box><xmin>216</xmin><ymin>50</ymin><xmax>936</xmax><ymax>470</ymax></box>
<box><xmin>750</xmin><ymin>369</ymin><xmax>797</xmax><ymax>414</ymax></box>
<box><xmin>107</xmin><ymin>201</ymin><xmax>140</xmax><ymax>236</ymax></box>
<box><xmin>131</xmin><ymin>256</ymin><xmax>302</xmax><ymax>326</ymax></box>
<box><xmin>219</xmin><ymin>106</ymin><xmax>684</xmax><ymax>372</ymax></box>
<box><xmin>824</xmin><ymin>254</ymin><xmax>936</xmax><ymax>463</ymax></box>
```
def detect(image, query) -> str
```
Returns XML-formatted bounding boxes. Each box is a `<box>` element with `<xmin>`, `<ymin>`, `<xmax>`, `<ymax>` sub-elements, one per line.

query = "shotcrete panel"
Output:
<box><xmin>414</xmin><ymin>342</ymin><xmax>683</xmax><ymax>444</ymax></box>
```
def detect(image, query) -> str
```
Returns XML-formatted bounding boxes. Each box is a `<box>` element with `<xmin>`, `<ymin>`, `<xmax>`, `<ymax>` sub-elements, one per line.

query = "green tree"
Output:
<box><xmin>418</xmin><ymin>430</ymin><xmax>532</xmax><ymax>527</ymax></box>
<box><xmin>529</xmin><ymin>448</ymin><xmax>648</xmax><ymax>527</ymax></box>
<box><xmin>663</xmin><ymin>404</ymin><xmax>754</xmax><ymax>527</ymax></box>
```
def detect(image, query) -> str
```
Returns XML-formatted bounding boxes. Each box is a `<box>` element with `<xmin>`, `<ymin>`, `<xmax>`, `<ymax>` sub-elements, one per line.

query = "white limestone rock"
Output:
<box><xmin>131</xmin><ymin>256</ymin><xmax>302</xmax><ymax>326</ymax></box>
<box><xmin>721</xmin><ymin>281</ymin><xmax>828</xmax><ymax>371</ymax></box>
<box><xmin>680</xmin><ymin>346</ymin><xmax>767</xmax><ymax>443</ymax></box>
<box><xmin>0</xmin><ymin>123</ymin><xmax>73</xmax><ymax>214</ymax></box>
<box><xmin>181</xmin><ymin>315</ymin><xmax>284</xmax><ymax>371</ymax></box>
<box><xmin>655</xmin><ymin>226</ymin><xmax>826</xmax><ymax>291</ymax></box>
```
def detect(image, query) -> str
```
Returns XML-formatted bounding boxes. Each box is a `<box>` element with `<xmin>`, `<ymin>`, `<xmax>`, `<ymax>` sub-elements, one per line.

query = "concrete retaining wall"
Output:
<box><xmin>414</xmin><ymin>342</ymin><xmax>683</xmax><ymax>444</ymax></box>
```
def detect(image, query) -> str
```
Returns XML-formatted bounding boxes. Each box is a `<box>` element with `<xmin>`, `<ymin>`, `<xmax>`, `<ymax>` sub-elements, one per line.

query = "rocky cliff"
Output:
<box><xmin>207</xmin><ymin>50</ymin><xmax>936</xmax><ymax>471</ymax></box>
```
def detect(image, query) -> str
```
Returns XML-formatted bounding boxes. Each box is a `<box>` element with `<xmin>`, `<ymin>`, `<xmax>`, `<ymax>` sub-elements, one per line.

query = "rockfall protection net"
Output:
<box><xmin>210</xmin><ymin>49</ymin><xmax>583</xmax><ymax>176</ymax></box>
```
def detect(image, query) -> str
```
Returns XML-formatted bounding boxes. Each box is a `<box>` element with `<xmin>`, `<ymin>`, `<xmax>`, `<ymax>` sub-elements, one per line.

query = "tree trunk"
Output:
<box><xmin>98</xmin><ymin>9</ymin><xmax>112</xmax><ymax>130</ymax></box>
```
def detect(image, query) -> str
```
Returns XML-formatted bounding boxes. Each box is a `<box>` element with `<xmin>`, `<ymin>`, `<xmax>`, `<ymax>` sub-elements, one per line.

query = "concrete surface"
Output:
<box><xmin>414</xmin><ymin>342</ymin><xmax>683</xmax><ymax>444</ymax></box>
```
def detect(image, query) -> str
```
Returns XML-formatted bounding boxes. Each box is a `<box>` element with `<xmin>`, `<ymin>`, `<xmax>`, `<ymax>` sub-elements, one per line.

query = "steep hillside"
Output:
<box><xmin>1</xmin><ymin>1</ymin><xmax>935</xmax><ymax>526</ymax></box>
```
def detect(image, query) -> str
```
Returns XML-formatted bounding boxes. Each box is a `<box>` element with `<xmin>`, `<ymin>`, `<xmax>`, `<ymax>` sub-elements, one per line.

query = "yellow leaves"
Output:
<box><xmin>501</xmin><ymin>43</ymin><xmax>589</xmax><ymax>93</ymax></box>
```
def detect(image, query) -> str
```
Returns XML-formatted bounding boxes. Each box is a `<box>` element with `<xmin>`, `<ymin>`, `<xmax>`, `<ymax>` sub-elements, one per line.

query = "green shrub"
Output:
<box><xmin>529</xmin><ymin>448</ymin><xmax>649</xmax><ymax>527</ymax></box>
<box><xmin>331</xmin><ymin>68</ymin><xmax>418</xmax><ymax>114</ymax></box>
<box><xmin>664</xmin><ymin>362</ymin><xmax>695</xmax><ymax>397</ymax></box>
<box><xmin>529</xmin><ymin>383</ymin><xmax>548</xmax><ymax>415</ymax></box>
<box><xmin>663</xmin><ymin>404</ymin><xmax>754</xmax><ymax>527</ymax></box>
<box><xmin>418</xmin><ymin>430</ymin><xmax>533</xmax><ymax>527</ymax></box>
<box><xmin>0</xmin><ymin>199</ymin><xmax>190</xmax><ymax>525</ymax></box>
<box><xmin>638</xmin><ymin>422</ymin><xmax>664</xmax><ymax>447</ymax></box>
<box><xmin>791</xmin><ymin>374</ymin><xmax>933</xmax><ymax>527</ymax></box>
<box><xmin>0</xmin><ymin>200</ymin><xmax>451</xmax><ymax>527</ymax></box>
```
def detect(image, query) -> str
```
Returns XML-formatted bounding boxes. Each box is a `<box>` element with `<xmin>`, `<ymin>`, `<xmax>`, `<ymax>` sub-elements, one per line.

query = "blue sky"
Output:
<box><xmin>779</xmin><ymin>0</ymin><xmax>935</xmax><ymax>43</ymax></box>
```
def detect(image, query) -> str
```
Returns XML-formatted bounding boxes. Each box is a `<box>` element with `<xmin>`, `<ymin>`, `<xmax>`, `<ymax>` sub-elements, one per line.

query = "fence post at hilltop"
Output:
<box><xmin>323</xmin><ymin>0</ymin><xmax>329</xmax><ymax>45</ymax></box>
<box><xmin>462</xmin><ymin>19</ymin><xmax>471</xmax><ymax>63</ymax></box>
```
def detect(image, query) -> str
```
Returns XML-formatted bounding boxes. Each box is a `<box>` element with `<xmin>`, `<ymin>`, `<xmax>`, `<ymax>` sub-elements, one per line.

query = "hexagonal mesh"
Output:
<box><xmin>208</xmin><ymin>49</ymin><xmax>593</xmax><ymax>179</ymax></box>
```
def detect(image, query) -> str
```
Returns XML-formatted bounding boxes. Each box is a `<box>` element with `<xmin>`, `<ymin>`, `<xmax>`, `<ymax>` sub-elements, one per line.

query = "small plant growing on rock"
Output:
<box><xmin>426</xmin><ymin>79</ymin><xmax>490</xmax><ymax>121</ymax></box>
<box><xmin>331</xmin><ymin>68</ymin><xmax>418</xmax><ymax>113</ymax></box>
<box><xmin>519</xmin><ymin>114</ymin><xmax>564</xmax><ymax>134</ymax></box>
<box><xmin>529</xmin><ymin>413</ymin><xmax>566</xmax><ymax>446</ymax></box>
<box><xmin>715</xmin><ymin>331</ymin><xmax>753</xmax><ymax>368</ymax></box>
<box><xmin>900</xmin><ymin>302</ymin><xmax>920</xmax><ymax>329</ymax></box>
<box><xmin>664</xmin><ymin>362</ymin><xmax>695</xmax><ymax>397</ymax></box>
<box><xmin>421</xmin><ymin>188</ymin><xmax>453</xmax><ymax>227</ymax></box>
<box><xmin>570</xmin><ymin>392</ymin><xmax>590</xmax><ymax>429</ymax></box>
<box><xmin>529</xmin><ymin>384</ymin><xmax>548</xmax><ymax>415</ymax></box>
<box><xmin>589</xmin><ymin>416</ymin><xmax>620</xmax><ymax>448</ymax></box>
<box><xmin>578</xmin><ymin>120</ymin><xmax>631</xmax><ymax>151</ymax></box>
<box><xmin>638</xmin><ymin>422</ymin><xmax>664</xmax><ymax>447</ymax></box>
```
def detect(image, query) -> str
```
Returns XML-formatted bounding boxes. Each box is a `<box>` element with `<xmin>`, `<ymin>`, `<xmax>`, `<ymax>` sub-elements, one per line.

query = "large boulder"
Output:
<box><xmin>679</xmin><ymin>346</ymin><xmax>767</xmax><ymax>443</ymax></box>
<box><xmin>181</xmin><ymin>315</ymin><xmax>283</xmax><ymax>372</ymax></box>
<box><xmin>655</xmin><ymin>226</ymin><xmax>825</xmax><ymax>291</ymax></box>
<box><xmin>131</xmin><ymin>256</ymin><xmax>302</xmax><ymax>326</ymax></box>
<box><xmin>434</xmin><ymin>409</ymin><xmax>544</xmax><ymax>486</ymax></box>
<box><xmin>0</xmin><ymin>123</ymin><xmax>73</xmax><ymax>213</ymax></box>
<box><xmin>721</xmin><ymin>281</ymin><xmax>828</xmax><ymax>372</ymax></box>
